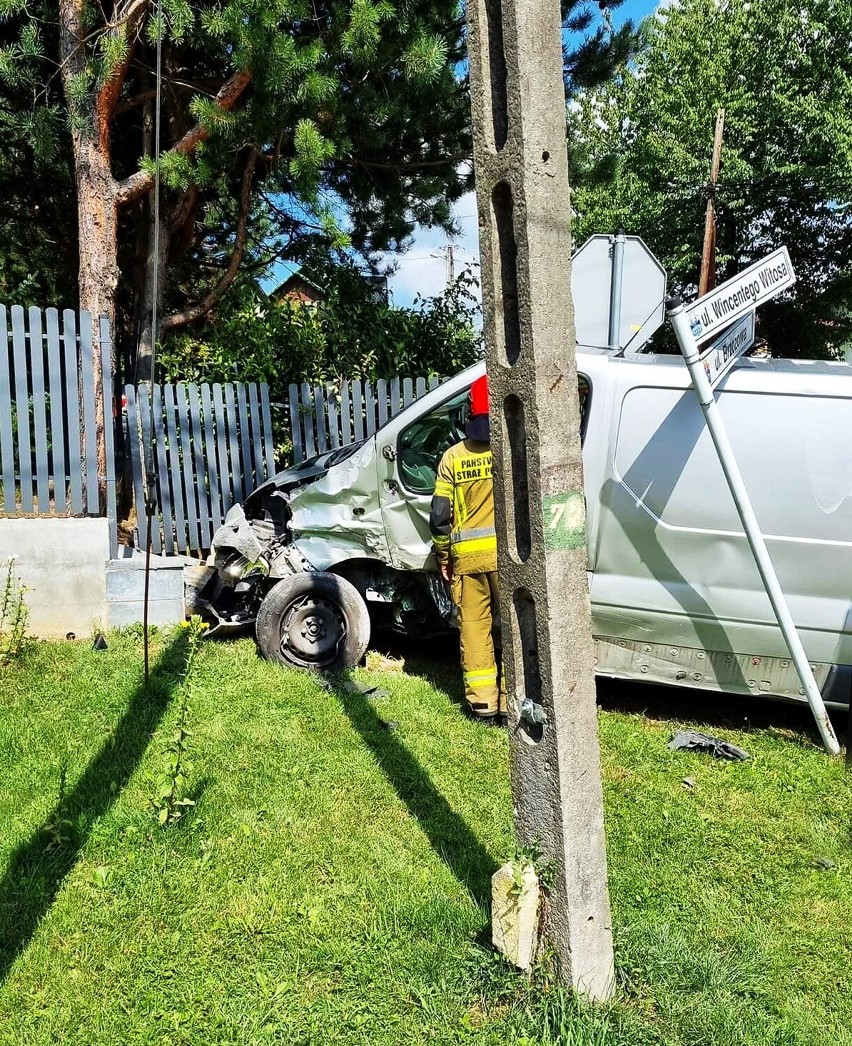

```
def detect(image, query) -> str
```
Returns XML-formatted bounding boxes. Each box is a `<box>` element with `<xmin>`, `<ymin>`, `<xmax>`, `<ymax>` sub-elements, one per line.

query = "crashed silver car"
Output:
<box><xmin>200</xmin><ymin>350</ymin><xmax>852</xmax><ymax>708</ymax></box>
<box><xmin>199</xmin><ymin>366</ymin><xmax>480</xmax><ymax>671</ymax></box>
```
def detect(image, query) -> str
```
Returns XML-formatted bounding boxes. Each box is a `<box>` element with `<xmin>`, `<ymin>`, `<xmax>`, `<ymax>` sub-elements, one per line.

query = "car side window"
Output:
<box><xmin>398</xmin><ymin>389</ymin><xmax>468</xmax><ymax>493</ymax></box>
<box><xmin>397</xmin><ymin>375</ymin><xmax>591</xmax><ymax>495</ymax></box>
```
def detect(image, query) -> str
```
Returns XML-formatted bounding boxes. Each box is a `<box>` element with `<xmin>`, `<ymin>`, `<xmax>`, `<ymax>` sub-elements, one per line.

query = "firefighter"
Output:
<box><xmin>430</xmin><ymin>374</ymin><xmax>504</xmax><ymax>721</ymax></box>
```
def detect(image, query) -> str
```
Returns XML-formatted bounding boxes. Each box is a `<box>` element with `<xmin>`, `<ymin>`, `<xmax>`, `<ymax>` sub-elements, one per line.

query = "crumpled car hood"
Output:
<box><xmin>287</xmin><ymin>440</ymin><xmax>390</xmax><ymax>569</ymax></box>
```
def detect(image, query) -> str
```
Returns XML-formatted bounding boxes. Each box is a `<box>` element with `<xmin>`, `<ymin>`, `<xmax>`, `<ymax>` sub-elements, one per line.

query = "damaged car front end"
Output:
<box><xmin>196</xmin><ymin>367</ymin><xmax>476</xmax><ymax>671</ymax></box>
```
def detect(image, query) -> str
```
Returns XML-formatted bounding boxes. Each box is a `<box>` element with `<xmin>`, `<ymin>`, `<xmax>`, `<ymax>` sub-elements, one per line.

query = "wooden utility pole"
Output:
<box><xmin>465</xmin><ymin>0</ymin><xmax>615</xmax><ymax>998</ymax></box>
<box><xmin>699</xmin><ymin>109</ymin><xmax>725</xmax><ymax>297</ymax></box>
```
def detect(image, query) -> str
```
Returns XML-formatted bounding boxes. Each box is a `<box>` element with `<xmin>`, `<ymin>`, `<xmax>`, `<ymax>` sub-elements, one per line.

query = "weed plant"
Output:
<box><xmin>0</xmin><ymin>557</ymin><xmax>27</xmax><ymax>666</ymax></box>
<box><xmin>148</xmin><ymin>617</ymin><xmax>205</xmax><ymax>826</ymax></box>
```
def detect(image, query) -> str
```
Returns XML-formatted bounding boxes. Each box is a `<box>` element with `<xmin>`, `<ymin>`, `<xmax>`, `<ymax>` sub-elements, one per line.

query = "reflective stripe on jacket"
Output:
<box><xmin>429</xmin><ymin>439</ymin><xmax>496</xmax><ymax>575</ymax></box>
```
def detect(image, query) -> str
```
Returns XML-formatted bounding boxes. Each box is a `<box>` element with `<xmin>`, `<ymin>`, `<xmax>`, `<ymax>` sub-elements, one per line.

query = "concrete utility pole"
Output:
<box><xmin>465</xmin><ymin>0</ymin><xmax>615</xmax><ymax>999</ymax></box>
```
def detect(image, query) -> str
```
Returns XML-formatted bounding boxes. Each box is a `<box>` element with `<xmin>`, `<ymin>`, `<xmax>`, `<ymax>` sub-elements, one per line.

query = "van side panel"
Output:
<box><xmin>590</xmin><ymin>369</ymin><xmax>852</xmax><ymax>678</ymax></box>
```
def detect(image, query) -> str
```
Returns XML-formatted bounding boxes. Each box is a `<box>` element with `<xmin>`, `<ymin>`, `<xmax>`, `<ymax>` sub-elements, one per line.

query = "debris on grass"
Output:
<box><xmin>668</xmin><ymin>730</ymin><xmax>750</xmax><ymax>761</ymax></box>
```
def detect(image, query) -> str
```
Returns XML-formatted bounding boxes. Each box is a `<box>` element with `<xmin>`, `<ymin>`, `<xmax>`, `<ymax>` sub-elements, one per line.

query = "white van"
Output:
<box><xmin>202</xmin><ymin>350</ymin><xmax>852</xmax><ymax>707</ymax></box>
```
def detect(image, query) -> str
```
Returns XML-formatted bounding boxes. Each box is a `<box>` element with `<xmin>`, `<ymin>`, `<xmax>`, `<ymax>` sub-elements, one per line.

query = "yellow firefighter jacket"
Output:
<box><xmin>430</xmin><ymin>439</ymin><xmax>496</xmax><ymax>575</ymax></box>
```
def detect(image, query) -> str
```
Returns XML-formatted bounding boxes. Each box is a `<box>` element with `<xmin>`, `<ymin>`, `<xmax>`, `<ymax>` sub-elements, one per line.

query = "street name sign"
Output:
<box><xmin>700</xmin><ymin>311</ymin><xmax>755</xmax><ymax>388</ymax></box>
<box><xmin>686</xmin><ymin>246</ymin><xmax>795</xmax><ymax>345</ymax></box>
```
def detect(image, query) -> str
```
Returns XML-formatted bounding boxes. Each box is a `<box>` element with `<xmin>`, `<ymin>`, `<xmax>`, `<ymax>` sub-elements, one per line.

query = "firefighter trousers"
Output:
<box><xmin>451</xmin><ymin>571</ymin><xmax>505</xmax><ymax>718</ymax></box>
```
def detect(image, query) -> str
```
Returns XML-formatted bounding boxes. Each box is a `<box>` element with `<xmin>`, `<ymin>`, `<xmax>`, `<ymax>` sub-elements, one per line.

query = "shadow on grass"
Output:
<box><xmin>0</xmin><ymin>631</ymin><xmax>190</xmax><ymax>984</ymax></box>
<box><xmin>333</xmin><ymin>680</ymin><xmax>497</xmax><ymax>908</ymax></box>
<box><xmin>375</xmin><ymin>631</ymin><xmax>848</xmax><ymax>751</ymax></box>
<box><xmin>596</xmin><ymin>676</ymin><xmax>849</xmax><ymax>749</ymax></box>
<box><xmin>371</xmin><ymin>631</ymin><xmax>464</xmax><ymax>706</ymax></box>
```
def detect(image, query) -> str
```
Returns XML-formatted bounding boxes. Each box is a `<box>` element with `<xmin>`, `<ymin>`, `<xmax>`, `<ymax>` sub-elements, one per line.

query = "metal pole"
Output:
<box><xmin>668</xmin><ymin>296</ymin><xmax>840</xmax><ymax>756</ymax></box>
<box><xmin>608</xmin><ymin>230</ymin><xmax>625</xmax><ymax>350</ymax></box>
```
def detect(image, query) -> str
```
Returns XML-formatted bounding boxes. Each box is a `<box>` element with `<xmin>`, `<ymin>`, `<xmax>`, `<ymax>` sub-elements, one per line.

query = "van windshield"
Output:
<box><xmin>398</xmin><ymin>375</ymin><xmax>591</xmax><ymax>494</ymax></box>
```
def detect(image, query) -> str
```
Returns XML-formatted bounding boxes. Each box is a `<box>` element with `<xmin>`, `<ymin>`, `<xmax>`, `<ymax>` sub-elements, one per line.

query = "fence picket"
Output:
<box><xmin>27</xmin><ymin>308</ymin><xmax>50</xmax><ymax>513</ymax></box>
<box><xmin>61</xmin><ymin>310</ymin><xmax>84</xmax><ymax>513</ymax></box>
<box><xmin>224</xmin><ymin>383</ymin><xmax>243</xmax><ymax>504</ymax></box>
<box><xmin>300</xmin><ymin>383</ymin><xmax>316</xmax><ymax>458</ymax></box>
<box><xmin>99</xmin><ymin>317</ymin><xmax>118</xmax><ymax>558</ymax></box>
<box><xmin>164</xmin><ymin>384</ymin><xmax>188</xmax><ymax>552</ymax></box>
<box><xmin>153</xmin><ymin>384</ymin><xmax>175</xmax><ymax>555</ymax></box>
<box><xmin>352</xmin><ymin>380</ymin><xmax>364</xmax><ymax>442</ymax></box>
<box><xmin>326</xmin><ymin>386</ymin><xmax>340</xmax><ymax>450</ymax></box>
<box><xmin>177</xmin><ymin>384</ymin><xmax>201</xmax><ymax>550</ymax></box>
<box><xmin>376</xmin><ymin>379</ymin><xmax>389</xmax><ymax>427</ymax></box>
<box><xmin>313</xmin><ymin>385</ymin><xmax>328</xmax><ymax>454</ymax></box>
<box><xmin>202</xmin><ymin>384</ymin><xmax>223</xmax><ymax>532</ymax></box>
<box><xmin>364</xmin><ymin>381</ymin><xmax>376</xmax><ymax>436</ymax></box>
<box><xmin>288</xmin><ymin>382</ymin><xmax>303</xmax><ymax>465</ymax></box>
<box><xmin>79</xmin><ymin>311</ymin><xmax>99</xmax><ymax>514</ymax></box>
<box><xmin>11</xmin><ymin>306</ymin><xmax>33</xmax><ymax>513</ymax></box>
<box><xmin>138</xmin><ymin>384</ymin><xmax>162</xmax><ymax>555</ymax></box>
<box><xmin>188</xmin><ymin>383</ymin><xmax>211</xmax><ymax>549</ymax></box>
<box><xmin>0</xmin><ymin>307</ymin><xmax>16</xmax><ymax>513</ymax></box>
<box><xmin>125</xmin><ymin>385</ymin><xmax>148</xmax><ymax>553</ymax></box>
<box><xmin>429</xmin><ymin>376</ymin><xmax>441</xmax><ymax>390</ymax></box>
<box><xmin>213</xmin><ymin>384</ymin><xmax>232</xmax><ymax>514</ymax></box>
<box><xmin>403</xmin><ymin>377</ymin><xmax>414</xmax><ymax>407</ymax></box>
<box><xmin>390</xmin><ymin>376</ymin><xmax>401</xmax><ymax>417</ymax></box>
<box><xmin>415</xmin><ymin>377</ymin><xmax>427</xmax><ymax>399</ymax></box>
<box><xmin>45</xmin><ymin>310</ymin><xmax>66</xmax><ymax>513</ymax></box>
<box><xmin>339</xmin><ymin>382</ymin><xmax>352</xmax><ymax>446</ymax></box>
<box><xmin>235</xmin><ymin>384</ymin><xmax>253</xmax><ymax>494</ymax></box>
<box><xmin>248</xmin><ymin>383</ymin><xmax>264</xmax><ymax>483</ymax></box>
<box><xmin>260</xmin><ymin>382</ymin><xmax>275</xmax><ymax>475</ymax></box>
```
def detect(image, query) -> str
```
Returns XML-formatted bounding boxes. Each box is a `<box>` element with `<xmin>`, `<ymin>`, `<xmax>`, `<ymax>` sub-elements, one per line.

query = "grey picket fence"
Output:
<box><xmin>288</xmin><ymin>374</ymin><xmax>444</xmax><ymax>464</ymax></box>
<box><xmin>0</xmin><ymin>304</ymin><xmax>117</xmax><ymax>555</ymax></box>
<box><xmin>125</xmin><ymin>381</ymin><xmax>276</xmax><ymax>555</ymax></box>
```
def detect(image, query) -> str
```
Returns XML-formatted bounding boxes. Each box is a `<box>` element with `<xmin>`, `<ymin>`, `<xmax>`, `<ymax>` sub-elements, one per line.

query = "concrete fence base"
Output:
<box><xmin>0</xmin><ymin>518</ymin><xmax>185</xmax><ymax>639</ymax></box>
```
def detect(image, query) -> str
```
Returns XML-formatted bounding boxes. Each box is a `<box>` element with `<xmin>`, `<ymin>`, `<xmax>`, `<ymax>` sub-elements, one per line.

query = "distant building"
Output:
<box><xmin>271</xmin><ymin>273</ymin><xmax>326</xmax><ymax>306</ymax></box>
<box><xmin>270</xmin><ymin>270</ymin><xmax>389</xmax><ymax>307</ymax></box>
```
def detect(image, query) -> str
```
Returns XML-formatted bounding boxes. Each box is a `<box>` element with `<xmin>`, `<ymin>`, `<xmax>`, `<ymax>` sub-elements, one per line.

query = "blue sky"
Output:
<box><xmin>382</xmin><ymin>0</ymin><xmax>660</xmax><ymax>308</ymax></box>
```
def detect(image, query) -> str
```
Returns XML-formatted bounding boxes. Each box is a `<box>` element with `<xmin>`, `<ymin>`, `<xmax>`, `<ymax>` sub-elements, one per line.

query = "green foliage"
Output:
<box><xmin>511</xmin><ymin>840</ymin><xmax>555</xmax><ymax>896</ymax></box>
<box><xmin>570</xmin><ymin>0</ymin><xmax>852</xmax><ymax>358</ymax></box>
<box><xmin>159</xmin><ymin>259</ymin><xmax>482</xmax><ymax>454</ymax></box>
<box><xmin>147</xmin><ymin>617</ymin><xmax>205</xmax><ymax>827</ymax></box>
<box><xmin>0</xmin><ymin>557</ymin><xmax>27</xmax><ymax>665</ymax></box>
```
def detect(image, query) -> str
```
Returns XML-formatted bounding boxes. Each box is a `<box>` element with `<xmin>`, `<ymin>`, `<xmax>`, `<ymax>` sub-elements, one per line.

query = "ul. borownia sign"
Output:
<box><xmin>686</xmin><ymin>247</ymin><xmax>795</xmax><ymax>345</ymax></box>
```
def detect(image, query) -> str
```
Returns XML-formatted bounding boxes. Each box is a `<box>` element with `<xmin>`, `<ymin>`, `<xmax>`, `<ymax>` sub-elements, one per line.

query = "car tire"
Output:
<box><xmin>255</xmin><ymin>571</ymin><xmax>371</xmax><ymax>673</ymax></box>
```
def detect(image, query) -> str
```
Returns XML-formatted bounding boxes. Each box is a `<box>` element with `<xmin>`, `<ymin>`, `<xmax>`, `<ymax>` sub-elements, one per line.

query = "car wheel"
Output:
<box><xmin>255</xmin><ymin>571</ymin><xmax>370</xmax><ymax>673</ymax></box>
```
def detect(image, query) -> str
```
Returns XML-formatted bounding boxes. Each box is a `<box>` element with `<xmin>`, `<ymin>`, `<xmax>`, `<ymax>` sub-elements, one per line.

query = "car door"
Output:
<box><xmin>376</xmin><ymin>382</ymin><xmax>473</xmax><ymax>571</ymax></box>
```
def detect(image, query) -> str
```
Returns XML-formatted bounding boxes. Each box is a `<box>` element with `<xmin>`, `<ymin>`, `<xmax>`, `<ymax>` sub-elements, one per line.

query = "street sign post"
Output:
<box><xmin>571</xmin><ymin>234</ymin><xmax>667</xmax><ymax>354</ymax></box>
<box><xmin>700</xmin><ymin>311</ymin><xmax>755</xmax><ymax>388</ymax></box>
<box><xmin>685</xmin><ymin>246</ymin><xmax>794</xmax><ymax>345</ymax></box>
<box><xmin>668</xmin><ymin>250</ymin><xmax>840</xmax><ymax>756</ymax></box>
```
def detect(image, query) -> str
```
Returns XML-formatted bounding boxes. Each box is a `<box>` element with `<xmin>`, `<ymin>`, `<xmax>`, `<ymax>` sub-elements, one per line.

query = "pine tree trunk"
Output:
<box><xmin>71</xmin><ymin>132</ymin><xmax>117</xmax><ymax>487</ymax></box>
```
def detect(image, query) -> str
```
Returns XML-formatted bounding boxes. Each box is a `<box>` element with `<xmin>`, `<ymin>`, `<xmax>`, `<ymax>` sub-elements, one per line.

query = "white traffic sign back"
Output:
<box><xmin>686</xmin><ymin>247</ymin><xmax>794</xmax><ymax>345</ymax></box>
<box><xmin>700</xmin><ymin>311</ymin><xmax>755</xmax><ymax>388</ymax></box>
<box><xmin>571</xmin><ymin>234</ymin><xmax>666</xmax><ymax>352</ymax></box>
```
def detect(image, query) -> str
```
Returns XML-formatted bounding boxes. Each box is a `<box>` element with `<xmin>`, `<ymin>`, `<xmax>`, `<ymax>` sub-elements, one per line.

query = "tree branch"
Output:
<box><xmin>115</xmin><ymin>68</ymin><xmax>253</xmax><ymax>207</ymax></box>
<box><xmin>96</xmin><ymin>0</ymin><xmax>150</xmax><ymax>152</ymax></box>
<box><xmin>160</xmin><ymin>149</ymin><xmax>258</xmax><ymax>332</ymax></box>
<box><xmin>332</xmin><ymin>151</ymin><xmax>471</xmax><ymax>172</ymax></box>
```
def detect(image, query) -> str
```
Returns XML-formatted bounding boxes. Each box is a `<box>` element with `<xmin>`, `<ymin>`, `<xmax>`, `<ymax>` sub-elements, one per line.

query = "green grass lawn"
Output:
<box><xmin>1</xmin><ymin>629</ymin><xmax>850</xmax><ymax>1046</ymax></box>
